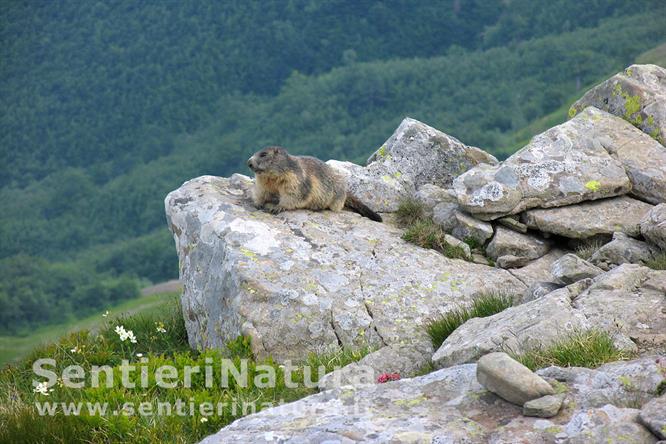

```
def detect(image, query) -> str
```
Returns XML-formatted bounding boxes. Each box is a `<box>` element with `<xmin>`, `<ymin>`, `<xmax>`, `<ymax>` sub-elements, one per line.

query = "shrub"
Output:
<box><xmin>512</xmin><ymin>329</ymin><xmax>630</xmax><ymax>371</ymax></box>
<box><xmin>426</xmin><ymin>293</ymin><xmax>514</xmax><ymax>348</ymax></box>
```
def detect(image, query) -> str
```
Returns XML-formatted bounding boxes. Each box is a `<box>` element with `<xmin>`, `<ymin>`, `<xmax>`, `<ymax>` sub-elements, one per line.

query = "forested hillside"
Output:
<box><xmin>1</xmin><ymin>0</ymin><xmax>665</xmax><ymax>334</ymax></box>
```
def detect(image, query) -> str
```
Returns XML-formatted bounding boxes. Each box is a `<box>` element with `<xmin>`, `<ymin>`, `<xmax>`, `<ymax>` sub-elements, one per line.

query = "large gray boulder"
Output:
<box><xmin>453</xmin><ymin>107</ymin><xmax>632</xmax><ymax>219</ymax></box>
<box><xmin>641</xmin><ymin>203</ymin><xmax>666</xmax><ymax>251</ymax></box>
<box><xmin>523</xmin><ymin>196</ymin><xmax>653</xmax><ymax>239</ymax></box>
<box><xmin>486</xmin><ymin>226</ymin><xmax>550</xmax><ymax>268</ymax></box>
<box><xmin>165</xmin><ymin>175</ymin><xmax>526</xmax><ymax>362</ymax></box>
<box><xmin>366</xmin><ymin>117</ymin><xmax>498</xmax><ymax>190</ymax></box>
<box><xmin>570</xmin><ymin>64</ymin><xmax>666</xmax><ymax>146</ymax></box>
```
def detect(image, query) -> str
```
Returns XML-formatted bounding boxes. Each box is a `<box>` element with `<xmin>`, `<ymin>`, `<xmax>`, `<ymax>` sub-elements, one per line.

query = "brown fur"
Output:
<box><xmin>247</xmin><ymin>146</ymin><xmax>381</xmax><ymax>222</ymax></box>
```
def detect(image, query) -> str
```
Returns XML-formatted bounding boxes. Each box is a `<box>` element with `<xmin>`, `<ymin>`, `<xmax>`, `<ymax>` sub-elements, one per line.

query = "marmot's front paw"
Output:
<box><xmin>262</xmin><ymin>203</ymin><xmax>283</xmax><ymax>214</ymax></box>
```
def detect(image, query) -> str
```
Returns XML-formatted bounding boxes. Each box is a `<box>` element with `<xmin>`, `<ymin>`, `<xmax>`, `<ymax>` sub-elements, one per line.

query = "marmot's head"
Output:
<box><xmin>247</xmin><ymin>146</ymin><xmax>291</xmax><ymax>175</ymax></box>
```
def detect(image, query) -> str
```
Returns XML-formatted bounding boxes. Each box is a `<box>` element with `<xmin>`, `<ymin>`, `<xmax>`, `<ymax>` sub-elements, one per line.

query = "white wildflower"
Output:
<box><xmin>155</xmin><ymin>321</ymin><xmax>167</xmax><ymax>334</ymax></box>
<box><xmin>102</xmin><ymin>310</ymin><xmax>110</xmax><ymax>318</ymax></box>
<box><xmin>70</xmin><ymin>346</ymin><xmax>80</xmax><ymax>353</ymax></box>
<box><xmin>33</xmin><ymin>381</ymin><xmax>52</xmax><ymax>396</ymax></box>
<box><xmin>136</xmin><ymin>353</ymin><xmax>143</xmax><ymax>358</ymax></box>
<box><xmin>200</xmin><ymin>417</ymin><xmax>208</xmax><ymax>423</ymax></box>
<box><xmin>114</xmin><ymin>325</ymin><xmax>137</xmax><ymax>343</ymax></box>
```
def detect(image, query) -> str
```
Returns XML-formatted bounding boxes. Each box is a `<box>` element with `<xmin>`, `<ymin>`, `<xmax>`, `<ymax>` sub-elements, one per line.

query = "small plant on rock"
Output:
<box><xmin>395</xmin><ymin>198</ymin><xmax>426</xmax><ymax>227</ymax></box>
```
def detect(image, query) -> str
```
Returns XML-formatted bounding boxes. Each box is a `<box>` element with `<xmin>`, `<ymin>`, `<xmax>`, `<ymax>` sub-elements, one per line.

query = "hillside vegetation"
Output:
<box><xmin>1</xmin><ymin>0</ymin><xmax>665</xmax><ymax>334</ymax></box>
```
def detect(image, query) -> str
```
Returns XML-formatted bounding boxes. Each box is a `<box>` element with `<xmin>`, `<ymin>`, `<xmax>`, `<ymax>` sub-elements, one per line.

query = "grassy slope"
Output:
<box><xmin>0</xmin><ymin>291</ymin><xmax>180</xmax><ymax>367</ymax></box>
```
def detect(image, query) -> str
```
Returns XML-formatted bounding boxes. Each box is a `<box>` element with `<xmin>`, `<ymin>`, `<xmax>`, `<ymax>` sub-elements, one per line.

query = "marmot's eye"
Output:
<box><xmin>260</xmin><ymin>152</ymin><xmax>267</xmax><ymax>158</ymax></box>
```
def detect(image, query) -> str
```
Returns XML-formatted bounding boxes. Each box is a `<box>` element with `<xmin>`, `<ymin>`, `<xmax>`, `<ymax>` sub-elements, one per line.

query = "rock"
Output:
<box><xmin>432</xmin><ymin>201</ymin><xmax>459</xmax><ymax>232</ymax></box>
<box><xmin>551</xmin><ymin>253</ymin><xmax>603</xmax><ymax>285</ymax></box>
<box><xmin>454</xmin><ymin>107</ymin><xmax>631</xmax><ymax>219</ymax></box>
<box><xmin>641</xmin><ymin>203</ymin><xmax>666</xmax><ymax>250</ymax></box>
<box><xmin>564</xmin><ymin>405</ymin><xmax>657</xmax><ymax>444</ymax></box>
<box><xmin>327</xmin><ymin>117</ymin><xmax>497</xmax><ymax>213</ymax></box>
<box><xmin>327</xmin><ymin>160</ymin><xmax>406</xmax><ymax>213</ymax></box>
<box><xmin>498</xmin><ymin>216</ymin><xmax>528</xmax><ymax>233</ymax></box>
<box><xmin>367</xmin><ymin>117</ymin><xmax>498</xmax><ymax>190</ymax></box>
<box><xmin>486</xmin><ymin>226</ymin><xmax>550</xmax><ymax>268</ymax></box>
<box><xmin>572</xmin><ymin>264</ymin><xmax>666</xmax><ymax>353</ymax></box>
<box><xmin>318</xmin><ymin>343</ymin><xmax>432</xmax><ymax>390</ymax></box>
<box><xmin>523</xmin><ymin>196</ymin><xmax>654</xmax><ymax>239</ymax></box>
<box><xmin>476</xmin><ymin>352</ymin><xmax>554</xmax><ymax>406</ymax></box>
<box><xmin>570</xmin><ymin>64</ymin><xmax>666</xmax><ymax>146</ymax></box>
<box><xmin>508</xmin><ymin>249</ymin><xmax>568</xmax><ymax>288</ymax></box>
<box><xmin>590</xmin><ymin>232</ymin><xmax>656</xmax><ymax>270</ymax></box>
<box><xmin>471</xmin><ymin>253</ymin><xmax>491</xmax><ymax>266</ymax></box>
<box><xmin>451</xmin><ymin>211</ymin><xmax>494</xmax><ymax>246</ymax></box>
<box><xmin>586</xmin><ymin>112</ymin><xmax>666</xmax><ymax>204</ymax></box>
<box><xmin>522</xmin><ymin>281</ymin><xmax>562</xmax><ymax>303</ymax></box>
<box><xmin>639</xmin><ymin>395</ymin><xmax>666</xmax><ymax>439</ymax></box>
<box><xmin>523</xmin><ymin>394</ymin><xmax>565</xmax><ymax>418</ymax></box>
<box><xmin>537</xmin><ymin>356</ymin><xmax>666</xmax><ymax>410</ymax></box>
<box><xmin>432</xmin><ymin>288</ymin><xmax>590</xmax><ymax>368</ymax></box>
<box><xmin>414</xmin><ymin>184</ymin><xmax>456</xmax><ymax>215</ymax></box>
<box><xmin>165</xmin><ymin>175</ymin><xmax>527</xmax><ymax>362</ymax></box>
<box><xmin>444</xmin><ymin>233</ymin><xmax>472</xmax><ymax>260</ymax></box>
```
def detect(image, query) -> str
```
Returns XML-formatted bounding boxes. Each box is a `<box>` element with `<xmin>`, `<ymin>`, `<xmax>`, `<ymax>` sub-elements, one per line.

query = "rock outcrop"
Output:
<box><xmin>165</xmin><ymin>175</ymin><xmax>525</xmax><ymax>362</ymax></box>
<box><xmin>165</xmin><ymin>65</ymin><xmax>666</xmax><ymax>443</ymax></box>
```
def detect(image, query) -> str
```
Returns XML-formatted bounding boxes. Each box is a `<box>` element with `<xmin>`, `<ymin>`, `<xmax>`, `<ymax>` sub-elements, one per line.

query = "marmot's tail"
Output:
<box><xmin>344</xmin><ymin>194</ymin><xmax>382</xmax><ymax>222</ymax></box>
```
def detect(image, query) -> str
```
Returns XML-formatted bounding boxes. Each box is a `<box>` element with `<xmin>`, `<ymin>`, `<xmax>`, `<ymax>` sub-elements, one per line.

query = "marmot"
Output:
<box><xmin>247</xmin><ymin>146</ymin><xmax>382</xmax><ymax>222</ymax></box>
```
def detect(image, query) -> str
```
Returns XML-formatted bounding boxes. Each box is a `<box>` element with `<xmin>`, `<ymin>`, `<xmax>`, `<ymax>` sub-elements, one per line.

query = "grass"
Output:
<box><xmin>425</xmin><ymin>293</ymin><xmax>514</xmax><ymax>348</ymax></box>
<box><xmin>512</xmin><ymin>330</ymin><xmax>630</xmax><ymax>371</ymax></box>
<box><xmin>0</xmin><ymin>296</ymin><xmax>370</xmax><ymax>444</ymax></box>
<box><xmin>636</xmin><ymin>42</ymin><xmax>666</xmax><ymax>68</ymax></box>
<box><xmin>574</xmin><ymin>238</ymin><xmax>605</xmax><ymax>260</ymax></box>
<box><xmin>0</xmin><ymin>291</ymin><xmax>181</xmax><ymax>368</ymax></box>
<box><xmin>397</xmin><ymin>199</ymin><xmax>469</xmax><ymax>260</ymax></box>
<box><xmin>646</xmin><ymin>251</ymin><xmax>666</xmax><ymax>270</ymax></box>
<box><xmin>395</xmin><ymin>198</ymin><xmax>426</xmax><ymax>228</ymax></box>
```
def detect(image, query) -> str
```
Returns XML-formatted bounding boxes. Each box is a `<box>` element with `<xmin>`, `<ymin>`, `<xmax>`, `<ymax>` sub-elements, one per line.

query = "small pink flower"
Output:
<box><xmin>377</xmin><ymin>372</ymin><xmax>401</xmax><ymax>383</ymax></box>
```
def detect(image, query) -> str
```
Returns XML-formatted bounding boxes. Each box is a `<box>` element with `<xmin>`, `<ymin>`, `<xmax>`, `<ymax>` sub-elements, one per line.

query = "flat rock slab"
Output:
<box><xmin>454</xmin><ymin>107</ymin><xmax>631</xmax><ymax>219</ymax></box>
<box><xmin>523</xmin><ymin>196</ymin><xmax>653</xmax><ymax>239</ymax></box>
<box><xmin>165</xmin><ymin>175</ymin><xmax>526</xmax><ymax>362</ymax></box>
<box><xmin>476</xmin><ymin>352</ymin><xmax>554</xmax><ymax>406</ymax></box>
<box><xmin>571</xmin><ymin>64</ymin><xmax>666</xmax><ymax>146</ymax></box>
